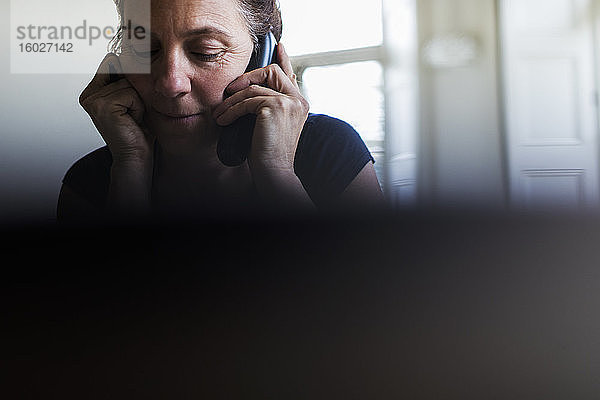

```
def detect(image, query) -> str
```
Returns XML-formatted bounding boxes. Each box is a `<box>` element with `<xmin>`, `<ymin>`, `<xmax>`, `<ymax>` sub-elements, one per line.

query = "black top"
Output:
<box><xmin>62</xmin><ymin>114</ymin><xmax>374</xmax><ymax>212</ymax></box>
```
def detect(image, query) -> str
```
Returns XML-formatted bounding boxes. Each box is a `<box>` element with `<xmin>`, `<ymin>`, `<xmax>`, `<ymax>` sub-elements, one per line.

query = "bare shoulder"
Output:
<box><xmin>337</xmin><ymin>162</ymin><xmax>387</xmax><ymax>209</ymax></box>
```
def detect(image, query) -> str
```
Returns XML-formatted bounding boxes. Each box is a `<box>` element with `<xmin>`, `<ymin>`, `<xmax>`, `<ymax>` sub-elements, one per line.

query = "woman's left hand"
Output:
<box><xmin>212</xmin><ymin>43</ymin><xmax>310</xmax><ymax>175</ymax></box>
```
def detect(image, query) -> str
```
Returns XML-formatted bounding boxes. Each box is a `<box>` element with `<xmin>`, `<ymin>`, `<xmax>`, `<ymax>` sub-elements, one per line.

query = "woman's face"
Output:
<box><xmin>123</xmin><ymin>0</ymin><xmax>254</xmax><ymax>153</ymax></box>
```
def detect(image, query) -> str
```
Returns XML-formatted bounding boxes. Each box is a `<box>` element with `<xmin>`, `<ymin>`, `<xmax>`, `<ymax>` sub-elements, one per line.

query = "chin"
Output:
<box><xmin>150</xmin><ymin>115</ymin><xmax>217</xmax><ymax>155</ymax></box>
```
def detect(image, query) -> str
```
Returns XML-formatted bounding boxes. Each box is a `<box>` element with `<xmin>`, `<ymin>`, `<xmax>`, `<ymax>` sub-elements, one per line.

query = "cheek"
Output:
<box><xmin>196</xmin><ymin>46</ymin><xmax>254</xmax><ymax>106</ymax></box>
<box><xmin>192</xmin><ymin>67</ymin><xmax>244</xmax><ymax>108</ymax></box>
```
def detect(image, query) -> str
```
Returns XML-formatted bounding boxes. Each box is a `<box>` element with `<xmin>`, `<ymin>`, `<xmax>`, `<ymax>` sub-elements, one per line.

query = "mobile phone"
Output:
<box><xmin>217</xmin><ymin>31</ymin><xmax>278</xmax><ymax>167</ymax></box>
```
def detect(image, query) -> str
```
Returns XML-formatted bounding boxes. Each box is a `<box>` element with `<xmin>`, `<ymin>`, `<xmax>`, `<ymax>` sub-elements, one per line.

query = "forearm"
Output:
<box><xmin>251</xmin><ymin>167</ymin><xmax>315</xmax><ymax>211</ymax></box>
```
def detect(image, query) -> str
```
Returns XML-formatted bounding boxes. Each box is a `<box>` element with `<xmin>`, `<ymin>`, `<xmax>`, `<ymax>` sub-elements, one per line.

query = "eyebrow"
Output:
<box><xmin>150</xmin><ymin>26</ymin><xmax>234</xmax><ymax>41</ymax></box>
<box><xmin>183</xmin><ymin>27</ymin><xmax>233</xmax><ymax>38</ymax></box>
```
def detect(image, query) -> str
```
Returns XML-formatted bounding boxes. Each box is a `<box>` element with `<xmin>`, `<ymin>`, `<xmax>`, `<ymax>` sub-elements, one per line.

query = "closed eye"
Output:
<box><xmin>190</xmin><ymin>52</ymin><xmax>223</xmax><ymax>62</ymax></box>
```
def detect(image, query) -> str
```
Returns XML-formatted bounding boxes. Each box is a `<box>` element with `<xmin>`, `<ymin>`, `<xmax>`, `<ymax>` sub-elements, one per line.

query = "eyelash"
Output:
<box><xmin>190</xmin><ymin>52</ymin><xmax>222</xmax><ymax>62</ymax></box>
<box><xmin>129</xmin><ymin>46</ymin><xmax>223</xmax><ymax>63</ymax></box>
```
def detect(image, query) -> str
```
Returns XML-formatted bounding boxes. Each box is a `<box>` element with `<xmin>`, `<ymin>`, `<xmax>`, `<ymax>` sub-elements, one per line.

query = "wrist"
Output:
<box><xmin>250</xmin><ymin>166</ymin><xmax>314</xmax><ymax>210</ymax></box>
<box><xmin>251</xmin><ymin>165</ymin><xmax>296</xmax><ymax>191</ymax></box>
<box><xmin>248</xmin><ymin>149</ymin><xmax>294</xmax><ymax>174</ymax></box>
<box><xmin>111</xmin><ymin>148</ymin><xmax>153</xmax><ymax>167</ymax></box>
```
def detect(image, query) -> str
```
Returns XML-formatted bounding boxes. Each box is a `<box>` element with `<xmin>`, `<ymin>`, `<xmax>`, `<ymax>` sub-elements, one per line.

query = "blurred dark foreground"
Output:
<box><xmin>2</xmin><ymin>209</ymin><xmax>600</xmax><ymax>399</ymax></box>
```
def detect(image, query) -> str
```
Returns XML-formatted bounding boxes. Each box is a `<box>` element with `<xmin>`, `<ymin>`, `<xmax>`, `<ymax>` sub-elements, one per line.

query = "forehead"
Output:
<box><xmin>124</xmin><ymin>0</ymin><xmax>245</xmax><ymax>35</ymax></box>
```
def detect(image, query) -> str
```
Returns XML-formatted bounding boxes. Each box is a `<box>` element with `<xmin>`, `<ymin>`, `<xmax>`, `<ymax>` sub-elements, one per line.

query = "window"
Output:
<box><xmin>301</xmin><ymin>61</ymin><xmax>386</xmax><ymax>185</ymax></box>
<box><xmin>279</xmin><ymin>0</ymin><xmax>420</xmax><ymax>205</ymax></box>
<box><xmin>278</xmin><ymin>0</ymin><xmax>383</xmax><ymax>56</ymax></box>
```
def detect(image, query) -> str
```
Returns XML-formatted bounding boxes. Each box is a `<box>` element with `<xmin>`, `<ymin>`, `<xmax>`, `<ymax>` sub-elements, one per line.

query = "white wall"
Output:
<box><xmin>0</xmin><ymin>0</ymin><xmax>109</xmax><ymax>222</ymax></box>
<box><xmin>417</xmin><ymin>0</ymin><xmax>507</xmax><ymax>210</ymax></box>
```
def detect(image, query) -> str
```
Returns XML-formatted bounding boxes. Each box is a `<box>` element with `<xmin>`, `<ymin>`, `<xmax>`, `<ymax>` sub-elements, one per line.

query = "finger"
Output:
<box><xmin>225</xmin><ymin>63</ymin><xmax>299</xmax><ymax>97</ymax></box>
<box><xmin>277</xmin><ymin>43</ymin><xmax>298</xmax><ymax>84</ymax></box>
<box><xmin>290</xmin><ymin>72</ymin><xmax>299</xmax><ymax>91</ymax></box>
<box><xmin>119</xmin><ymin>87</ymin><xmax>146</xmax><ymax>126</ymax></box>
<box><xmin>276</xmin><ymin>43</ymin><xmax>294</xmax><ymax>77</ymax></box>
<box><xmin>214</xmin><ymin>96</ymin><xmax>275</xmax><ymax>126</ymax></box>
<box><xmin>213</xmin><ymin>84</ymin><xmax>278</xmax><ymax>119</ymax></box>
<box><xmin>79</xmin><ymin>53</ymin><xmax>124</xmax><ymax>103</ymax></box>
<box><xmin>80</xmin><ymin>78</ymin><xmax>132</xmax><ymax>108</ymax></box>
<box><xmin>82</xmin><ymin>82</ymin><xmax>146</xmax><ymax>126</ymax></box>
<box><xmin>277</xmin><ymin>43</ymin><xmax>300</xmax><ymax>90</ymax></box>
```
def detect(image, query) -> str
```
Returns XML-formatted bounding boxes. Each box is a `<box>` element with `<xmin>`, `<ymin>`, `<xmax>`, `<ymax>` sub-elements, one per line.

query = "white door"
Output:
<box><xmin>500</xmin><ymin>0</ymin><xmax>600</xmax><ymax>211</ymax></box>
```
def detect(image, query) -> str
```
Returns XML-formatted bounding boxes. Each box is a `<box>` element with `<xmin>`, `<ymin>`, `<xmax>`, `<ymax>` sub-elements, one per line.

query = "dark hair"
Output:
<box><xmin>109</xmin><ymin>0</ymin><xmax>282</xmax><ymax>53</ymax></box>
<box><xmin>237</xmin><ymin>0</ymin><xmax>283</xmax><ymax>47</ymax></box>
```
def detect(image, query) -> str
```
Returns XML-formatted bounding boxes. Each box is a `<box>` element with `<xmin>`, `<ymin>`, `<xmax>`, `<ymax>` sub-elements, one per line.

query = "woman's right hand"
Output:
<box><xmin>79</xmin><ymin>54</ymin><xmax>154</xmax><ymax>216</ymax></box>
<box><xmin>79</xmin><ymin>53</ymin><xmax>153</xmax><ymax>164</ymax></box>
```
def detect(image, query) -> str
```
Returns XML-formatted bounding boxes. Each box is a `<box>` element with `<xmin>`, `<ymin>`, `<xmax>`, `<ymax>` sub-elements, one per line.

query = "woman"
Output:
<box><xmin>57</xmin><ymin>0</ymin><xmax>384</xmax><ymax>221</ymax></box>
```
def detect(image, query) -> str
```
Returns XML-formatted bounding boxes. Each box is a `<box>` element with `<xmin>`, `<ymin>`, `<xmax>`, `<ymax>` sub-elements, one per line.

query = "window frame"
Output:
<box><xmin>291</xmin><ymin>46</ymin><xmax>387</xmax><ymax>191</ymax></box>
<box><xmin>288</xmin><ymin>0</ymin><xmax>420</xmax><ymax>207</ymax></box>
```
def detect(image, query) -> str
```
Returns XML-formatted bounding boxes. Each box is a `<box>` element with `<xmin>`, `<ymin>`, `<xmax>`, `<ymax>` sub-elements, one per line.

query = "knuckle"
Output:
<box><xmin>288</xmin><ymin>95</ymin><xmax>309</xmax><ymax>114</ymax></box>
<box><xmin>273</xmin><ymin>96</ymin><xmax>287</xmax><ymax>109</ymax></box>
<box><xmin>300</xmin><ymin>97</ymin><xmax>310</xmax><ymax>113</ymax></box>
<box><xmin>79</xmin><ymin>88</ymin><xmax>92</xmax><ymax>107</ymax></box>
<box><xmin>80</xmin><ymin>97</ymin><xmax>96</xmax><ymax>113</ymax></box>
<box><xmin>84</xmin><ymin>96</ymin><xmax>110</xmax><ymax>118</ymax></box>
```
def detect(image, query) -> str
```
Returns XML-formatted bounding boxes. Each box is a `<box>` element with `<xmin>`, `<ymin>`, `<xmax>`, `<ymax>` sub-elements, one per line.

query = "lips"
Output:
<box><xmin>152</xmin><ymin>105</ymin><xmax>204</xmax><ymax>118</ymax></box>
<box><xmin>150</xmin><ymin>107</ymin><xmax>206</xmax><ymax>131</ymax></box>
<box><xmin>157</xmin><ymin>111</ymin><xmax>202</xmax><ymax>118</ymax></box>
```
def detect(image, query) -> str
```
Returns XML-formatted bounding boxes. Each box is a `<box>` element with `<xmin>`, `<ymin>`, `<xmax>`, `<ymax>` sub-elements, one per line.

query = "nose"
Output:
<box><xmin>153</xmin><ymin>49</ymin><xmax>192</xmax><ymax>98</ymax></box>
